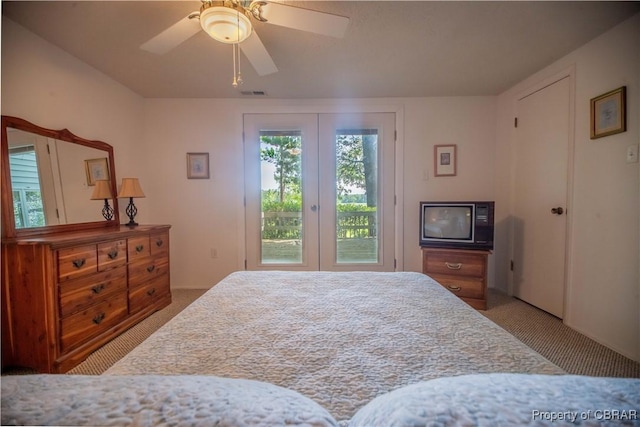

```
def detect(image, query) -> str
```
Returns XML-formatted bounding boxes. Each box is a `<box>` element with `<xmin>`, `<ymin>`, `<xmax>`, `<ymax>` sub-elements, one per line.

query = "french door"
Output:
<box><xmin>244</xmin><ymin>113</ymin><xmax>395</xmax><ymax>271</ymax></box>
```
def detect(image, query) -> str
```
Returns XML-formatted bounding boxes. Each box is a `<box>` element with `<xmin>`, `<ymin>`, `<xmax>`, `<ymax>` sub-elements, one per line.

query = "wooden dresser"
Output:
<box><xmin>1</xmin><ymin>224</ymin><xmax>171</xmax><ymax>373</ymax></box>
<box><xmin>422</xmin><ymin>247</ymin><xmax>490</xmax><ymax>310</ymax></box>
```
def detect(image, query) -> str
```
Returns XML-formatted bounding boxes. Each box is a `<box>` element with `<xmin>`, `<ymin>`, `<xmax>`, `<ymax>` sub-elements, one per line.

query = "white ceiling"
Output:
<box><xmin>3</xmin><ymin>1</ymin><xmax>639</xmax><ymax>99</ymax></box>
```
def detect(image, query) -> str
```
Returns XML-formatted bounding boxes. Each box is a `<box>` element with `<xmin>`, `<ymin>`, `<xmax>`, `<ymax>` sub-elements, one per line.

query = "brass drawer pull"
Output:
<box><xmin>447</xmin><ymin>285</ymin><xmax>462</xmax><ymax>292</ymax></box>
<box><xmin>135</xmin><ymin>245</ymin><xmax>145</xmax><ymax>253</ymax></box>
<box><xmin>72</xmin><ymin>258</ymin><xmax>86</xmax><ymax>269</ymax></box>
<box><xmin>155</xmin><ymin>239</ymin><xmax>164</xmax><ymax>247</ymax></box>
<box><xmin>91</xmin><ymin>284</ymin><xmax>105</xmax><ymax>294</ymax></box>
<box><xmin>107</xmin><ymin>249</ymin><xmax>119</xmax><ymax>260</ymax></box>
<box><xmin>92</xmin><ymin>312</ymin><xmax>106</xmax><ymax>324</ymax></box>
<box><xmin>445</xmin><ymin>262</ymin><xmax>462</xmax><ymax>270</ymax></box>
<box><xmin>147</xmin><ymin>288</ymin><xmax>156</xmax><ymax>296</ymax></box>
<box><xmin>146</xmin><ymin>265</ymin><xmax>156</xmax><ymax>273</ymax></box>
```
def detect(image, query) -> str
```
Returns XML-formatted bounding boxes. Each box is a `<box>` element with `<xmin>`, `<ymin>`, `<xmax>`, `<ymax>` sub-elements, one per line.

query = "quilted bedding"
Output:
<box><xmin>3</xmin><ymin>271</ymin><xmax>639</xmax><ymax>426</ymax></box>
<box><xmin>104</xmin><ymin>271</ymin><xmax>564</xmax><ymax>420</ymax></box>
<box><xmin>3</xmin><ymin>373</ymin><xmax>639</xmax><ymax>426</ymax></box>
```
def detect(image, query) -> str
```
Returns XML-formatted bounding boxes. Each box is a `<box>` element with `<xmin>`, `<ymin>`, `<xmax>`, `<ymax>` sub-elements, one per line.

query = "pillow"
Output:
<box><xmin>1</xmin><ymin>374</ymin><xmax>339</xmax><ymax>426</ymax></box>
<box><xmin>350</xmin><ymin>373</ymin><xmax>640</xmax><ymax>426</ymax></box>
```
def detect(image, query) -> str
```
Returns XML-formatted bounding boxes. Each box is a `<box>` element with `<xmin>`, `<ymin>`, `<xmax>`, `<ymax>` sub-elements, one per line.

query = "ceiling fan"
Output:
<box><xmin>140</xmin><ymin>0</ymin><xmax>350</xmax><ymax>79</ymax></box>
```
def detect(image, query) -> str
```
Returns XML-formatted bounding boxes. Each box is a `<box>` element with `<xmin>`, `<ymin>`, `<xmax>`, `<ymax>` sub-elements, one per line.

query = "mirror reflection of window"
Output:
<box><xmin>9</xmin><ymin>146</ymin><xmax>45</xmax><ymax>228</ymax></box>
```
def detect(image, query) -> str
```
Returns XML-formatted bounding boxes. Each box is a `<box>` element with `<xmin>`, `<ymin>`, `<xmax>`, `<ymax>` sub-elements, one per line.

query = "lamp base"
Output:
<box><xmin>102</xmin><ymin>199</ymin><xmax>114</xmax><ymax>221</ymax></box>
<box><xmin>124</xmin><ymin>197</ymin><xmax>139</xmax><ymax>227</ymax></box>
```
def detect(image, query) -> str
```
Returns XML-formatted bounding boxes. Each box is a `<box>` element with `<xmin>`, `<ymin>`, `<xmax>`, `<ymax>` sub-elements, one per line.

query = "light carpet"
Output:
<box><xmin>482</xmin><ymin>289</ymin><xmax>640</xmax><ymax>378</ymax></box>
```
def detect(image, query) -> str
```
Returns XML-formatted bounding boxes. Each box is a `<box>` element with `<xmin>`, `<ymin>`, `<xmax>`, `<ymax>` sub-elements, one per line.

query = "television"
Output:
<box><xmin>419</xmin><ymin>201</ymin><xmax>494</xmax><ymax>250</ymax></box>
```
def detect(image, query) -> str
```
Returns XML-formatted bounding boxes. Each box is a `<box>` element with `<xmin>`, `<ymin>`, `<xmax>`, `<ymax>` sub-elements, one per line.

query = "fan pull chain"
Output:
<box><xmin>232</xmin><ymin>10</ymin><xmax>243</xmax><ymax>88</ymax></box>
<box><xmin>232</xmin><ymin>43</ymin><xmax>238</xmax><ymax>87</ymax></box>
<box><xmin>237</xmin><ymin>44</ymin><xmax>243</xmax><ymax>85</ymax></box>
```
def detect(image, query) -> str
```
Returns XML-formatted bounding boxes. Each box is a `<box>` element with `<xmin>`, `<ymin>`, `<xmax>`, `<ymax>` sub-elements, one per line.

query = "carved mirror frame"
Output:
<box><xmin>1</xmin><ymin>116</ymin><xmax>120</xmax><ymax>239</ymax></box>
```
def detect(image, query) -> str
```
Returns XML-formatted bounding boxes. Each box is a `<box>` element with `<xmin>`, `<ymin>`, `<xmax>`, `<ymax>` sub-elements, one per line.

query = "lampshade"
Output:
<box><xmin>90</xmin><ymin>180</ymin><xmax>113</xmax><ymax>200</ymax></box>
<box><xmin>117</xmin><ymin>178</ymin><xmax>145</xmax><ymax>198</ymax></box>
<box><xmin>200</xmin><ymin>6</ymin><xmax>252</xmax><ymax>44</ymax></box>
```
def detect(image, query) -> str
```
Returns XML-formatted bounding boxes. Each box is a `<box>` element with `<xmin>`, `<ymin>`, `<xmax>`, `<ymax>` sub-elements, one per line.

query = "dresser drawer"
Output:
<box><xmin>58</xmin><ymin>245</ymin><xmax>97</xmax><ymax>281</ymax></box>
<box><xmin>128</xmin><ymin>256</ymin><xmax>169</xmax><ymax>289</ymax></box>
<box><xmin>128</xmin><ymin>236</ymin><xmax>150</xmax><ymax>262</ymax></box>
<box><xmin>432</xmin><ymin>275</ymin><xmax>484</xmax><ymax>299</ymax></box>
<box><xmin>59</xmin><ymin>266</ymin><xmax>127</xmax><ymax>317</ymax></box>
<box><xmin>150</xmin><ymin>232</ymin><xmax>169</xmax><ymax>257</ymax></box>
<box><xmin>98</xmin><ymin>240</ymin><xmax>126</xmax><ymax>271</ymax></box>
<box><xmin>423</xmin><ymin>251</ymin><xmax>485</xmax><ymax>278</ymax></box>
<box><xmin>129</xmin><ymin>276</ymin><xmax>170</xmax><ymax>314</ymax></box>
<box><xmin>59</xmin><ymin>291</ymin><xmax>128</xmax><ymax>352</ymax></box>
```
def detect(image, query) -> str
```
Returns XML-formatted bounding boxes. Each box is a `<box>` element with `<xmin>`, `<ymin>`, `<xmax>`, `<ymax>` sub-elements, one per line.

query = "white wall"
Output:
<box><xmin>1</xmin><ymin>18</ymin><xmax>146</xmax><ymax>222</ymax></box>
<box><xmin>142</xmin><ymin>97</ymin><xmax>496</xmax><ymax>288</ymax></box>
<box><xmin>495</xmin><ymin>13</ymin><xmax>640</xmax><ymax>361</ymax></box>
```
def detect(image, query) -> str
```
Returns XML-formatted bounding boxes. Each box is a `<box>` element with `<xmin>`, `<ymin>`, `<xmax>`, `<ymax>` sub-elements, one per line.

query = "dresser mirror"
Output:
<box><xmin>1</xmin><ymin>116</ymin><xmax>119</xmax><ymax>238</ymax></box>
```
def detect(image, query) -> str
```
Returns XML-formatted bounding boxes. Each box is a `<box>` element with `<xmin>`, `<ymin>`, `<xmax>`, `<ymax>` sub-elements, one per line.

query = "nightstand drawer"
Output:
<box><xmin>423</xmin><ymin>251</ymin><xmax>485</xmax><ymax>278</ymax></box>
<box><xmin>58</xmin><ymin>245</ymin><xmax>97</xmax><ymax>281</ymax></box>
<box><xmin>432</xmin><ymin>275</ymin><xmax>484</xmax><ymax>299</ymax></box>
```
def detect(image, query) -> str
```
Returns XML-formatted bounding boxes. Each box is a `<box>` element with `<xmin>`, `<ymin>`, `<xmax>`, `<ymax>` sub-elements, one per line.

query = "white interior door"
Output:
<box><xmin>513</xmin><ymin>76</ymin><xmax>570</xmax><ymax>318</ymax></box>
<box><xmin>244</xmin><ymin>112</ymin><xmax>395</xmax><ymax>271</ymax></box>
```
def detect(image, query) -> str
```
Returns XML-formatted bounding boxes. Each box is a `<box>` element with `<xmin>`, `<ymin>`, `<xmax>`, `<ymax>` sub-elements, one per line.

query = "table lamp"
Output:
<box><xmin>90</xmin><ymin>180</ymin><xmax>114</xmax><ymax>220</ymax></box>
<box><xmin>117</xmin><ymin>177</ymin><xmax>145</xmax><ymax>227</ymax></box>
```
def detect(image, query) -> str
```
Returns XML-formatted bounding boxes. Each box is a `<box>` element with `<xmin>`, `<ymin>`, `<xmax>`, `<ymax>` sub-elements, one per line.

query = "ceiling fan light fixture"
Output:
<box><xmin>200</xmin><ymin>6</ymin><xmax>252</xmax><ymax>44</ymax></box>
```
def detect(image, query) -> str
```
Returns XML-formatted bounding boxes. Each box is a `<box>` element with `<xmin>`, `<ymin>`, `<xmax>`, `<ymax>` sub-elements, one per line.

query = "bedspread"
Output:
<box><xmin>4</xmin><ymin>373</ymin><xmax>639</xmax><ymax>426</ymax></box>
<box><xmin>106</xmin><ymin>271</ymin><xmax>564</xmax><ymax>420</ymax></box>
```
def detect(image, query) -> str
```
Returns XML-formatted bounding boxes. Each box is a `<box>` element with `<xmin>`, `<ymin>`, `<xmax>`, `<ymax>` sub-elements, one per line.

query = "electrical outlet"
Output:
<box><xmin>627</xmin><ymin>144</ymin><xmax>639</xmax><ymax>163</ymax></box>
<box><xmin>210</xmin><ymin>248</ymin><xmax>218</xmax><ymax>259</ymax></box>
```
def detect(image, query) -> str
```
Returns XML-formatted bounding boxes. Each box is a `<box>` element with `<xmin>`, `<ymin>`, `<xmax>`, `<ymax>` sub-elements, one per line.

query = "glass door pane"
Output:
<box><xmin>244</xmin><ymin>114</ymin><xmax>319</xmax><ymax>271</ymax></box>
<box><xmin>335</xmin><ymin>129</ymin><xmax>379</xmax><ymax>263</ymax></box>
<box><xmin>319</xmin><ymin>113</ymin><xmax>395</xmax><ymax>271</ymax></box>
<box><xmin>260</xmin><ymin>131</ymin><xmax>303</xmax><ymax>264</ymax></box>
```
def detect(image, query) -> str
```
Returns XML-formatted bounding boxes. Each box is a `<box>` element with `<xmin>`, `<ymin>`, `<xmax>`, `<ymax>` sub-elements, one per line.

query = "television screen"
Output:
<box><xmin>422</xmin><ymin>205</ymin><xmax>472</xmax><ymax>240</ymax></box>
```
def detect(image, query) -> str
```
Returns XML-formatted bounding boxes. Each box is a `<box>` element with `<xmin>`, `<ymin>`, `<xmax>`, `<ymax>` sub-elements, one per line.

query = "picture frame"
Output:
<box><xmin>590</xmin><ymin>86</ymin><xmax>626</xmax><ymax>139</ymax></box>
<box><xmin>434</xmin><ymin>144</ymin><xmax>457</xmax><ymax>177</ymax></box>
<box><xmin>84</xmin><ymin>157</ymin><xmax>110</xmax><ymax>186</ymax></box>
<box><xmin>187</xmin><ymin>152</ymin><xmax>210</xmax><ymax>179</ymax></box>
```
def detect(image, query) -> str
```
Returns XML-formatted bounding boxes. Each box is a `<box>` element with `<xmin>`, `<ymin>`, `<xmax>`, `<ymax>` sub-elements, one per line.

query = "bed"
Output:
<box><xmin>3</xmin><ymin>271</ymin><xmax>639</xmax><ymax>426</ymax></box>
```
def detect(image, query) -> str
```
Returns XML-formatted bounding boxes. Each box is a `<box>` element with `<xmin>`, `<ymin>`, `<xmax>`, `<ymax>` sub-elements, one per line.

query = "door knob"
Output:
<box><xmin>551</xmin><ymin>207</ymin><xmax>564</xmax><ymax>215</ymax></box>
<box><xmin>310</xmin><ymin>205</ymin><xmax>318</xmax><ymax>212</ymax></box>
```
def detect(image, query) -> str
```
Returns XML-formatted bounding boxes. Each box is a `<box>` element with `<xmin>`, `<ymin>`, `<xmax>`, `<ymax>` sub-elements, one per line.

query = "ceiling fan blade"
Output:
<box><xmin>239</xmin><ymin>31</ymin><xmax>278</xmax><ymax>76</ymax></box>
<box><xmin>140</xmin><ymin>13</ymin><xmax>201</xmax><ymax>55</ymax></box>
<box><xmin>257</xmin><ymin>1</ymin><xmax>349</xmax><ymax>38</ymax></box>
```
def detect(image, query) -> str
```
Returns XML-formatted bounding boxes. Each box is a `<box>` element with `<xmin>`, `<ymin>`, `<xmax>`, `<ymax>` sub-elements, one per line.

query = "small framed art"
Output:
<box><xmin>590</xmin><ymin>86</ymin><xmax>626</xmax><ymax>139</ymax></box>
<box><xmin>434</xmin><ymin>144</ymin><xmax>457</xmax><ymax>177</ymax></box>
<box><xmin>85</xmin><ymin>157</ymin><xmax>110</xmax><ymax>186</ymax></box>
<box><xmin>187</xmin><ymin>152</ymin><xmax>210</xmax><ymax>179</ymax></box>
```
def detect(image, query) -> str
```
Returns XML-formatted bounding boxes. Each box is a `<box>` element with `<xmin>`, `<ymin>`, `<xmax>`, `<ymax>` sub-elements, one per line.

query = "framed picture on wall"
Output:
<box><xmin>434</xmin><ymin>144</ymin><xmax>457</xmax><ymax>177</ymax></box>
<box><xmin>590</xmin><ymin>86</ymin><xmax>626</xmax><ymax>139</ymax></box>
<box><xmin>85</xmin><ymin>157</ymin><xmax>110</xmax><ymax>186</ymax></box>
<box><xmin>187</xmin><ymin>152</ymin><xmax>210</xmax><ymax>179</ymax></box>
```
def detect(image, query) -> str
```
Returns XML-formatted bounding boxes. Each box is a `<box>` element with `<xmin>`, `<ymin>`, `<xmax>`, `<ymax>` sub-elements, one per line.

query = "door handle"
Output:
<box><xmin>310</xmin><ymin>204</ymin><xmax>318</xmax><ymax>212</ymax></box>
<box><xmin>551</xmin><ymin>207</ymin><xmax>564</xmax><ymax>215</ymax></box>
